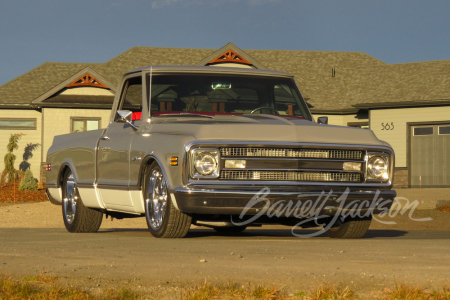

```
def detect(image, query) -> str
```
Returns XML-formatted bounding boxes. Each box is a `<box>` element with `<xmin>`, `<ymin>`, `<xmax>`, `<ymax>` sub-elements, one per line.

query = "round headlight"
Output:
<box><xmin>367</xmin><ymin>156</ymin><xmax>387</xmax><ymax>178</ymax></box>
<box><xmin>194</xmin><ymin>153</ymin><xmax>218</xmax><ymax>175</ymax></box>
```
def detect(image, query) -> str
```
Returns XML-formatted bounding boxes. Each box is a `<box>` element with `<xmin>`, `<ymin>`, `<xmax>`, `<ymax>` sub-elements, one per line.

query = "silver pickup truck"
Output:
<box><xmin>46</xmin><ymin>65</ymin><xmax>396</xmax><ymax>238</ymax></box>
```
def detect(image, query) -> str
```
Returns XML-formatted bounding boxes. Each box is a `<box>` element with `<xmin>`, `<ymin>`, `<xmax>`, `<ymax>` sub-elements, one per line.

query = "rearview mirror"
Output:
<box><xmin>115</xmin><ymin>110</ymin><xmax>138</xmax><ymax>130</ymax></box>
<box><xmin>115</xmin><ymin>110</ymin><xmax>132</xmax><ymax>123</ymax></box>
<box><xmin>317</xmin><ymin>117</ymin><xmax>328</xmax><ymax>125</ymax></box>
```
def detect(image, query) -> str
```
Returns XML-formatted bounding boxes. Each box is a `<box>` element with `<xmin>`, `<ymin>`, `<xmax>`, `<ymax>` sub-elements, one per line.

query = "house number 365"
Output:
<box><xmin>381</xmin><ymin>122</ymin><xmax>394</xmax><ymax>130</ymax></box>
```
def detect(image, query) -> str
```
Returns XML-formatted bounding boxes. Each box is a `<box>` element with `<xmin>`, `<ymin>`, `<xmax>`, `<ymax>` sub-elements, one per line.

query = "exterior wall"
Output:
<box><xmin>312</xmin><ymin>114</ymin><xmax>344</xmax><ymax>126</ymax></box>
<box><xmin>343</xmin><ymin>115</ymin><xmax>369</xmax><ymax>127</ymax></box>
<box><xmin>370</xmin><ymin>106</ymin><xmax>450</xmax><ymax>169</ymax></box>
<box><xmin>60</xmin><ymin>87</ymin><xmax>114</xmax><ymax>96</ymax></box>
<box><xmin>209</xmin><ymin>63</ymin><xmax>254</xmax><ymax>69</ymax></box>
<box><xmin>0</xmin><ymin>109</ymin><xmax>42</xmax><ymax>180</ymax></box>
<box><xmin>311</xmin><ymin>114</ymin><xmax>368</xmax><ymax>127</ymax></box>
<box><xmin>42</xmin><ymin>108</ymin><xmax>111</xmax><ymax>165</ymax></box>
<box><xmin>394</xmin><ymin>168</ymin><xmax>409</xmax><ymax>188</ymax></box>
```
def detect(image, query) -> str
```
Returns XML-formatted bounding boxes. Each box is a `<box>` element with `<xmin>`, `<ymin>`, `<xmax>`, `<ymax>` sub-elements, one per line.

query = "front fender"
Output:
<box><xmin>131</xmin><ymin>133</ymin><xmax>196</xmax><ymax>191</ymax></box>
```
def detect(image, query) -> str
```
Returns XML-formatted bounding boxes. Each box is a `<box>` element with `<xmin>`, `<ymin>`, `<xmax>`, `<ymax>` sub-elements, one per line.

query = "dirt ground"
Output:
<box><xmin>0</xmin><ymin>203</ymin><xmax>449</xmax><ymax>300</ymax></box>
<box><xmin>0</xmin><ymin>186</ymin><xmax>449</xmax><ymax>299</ymax></box>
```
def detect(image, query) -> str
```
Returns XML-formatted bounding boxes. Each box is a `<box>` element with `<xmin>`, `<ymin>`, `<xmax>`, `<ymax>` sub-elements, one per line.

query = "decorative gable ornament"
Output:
<box><xmin>208</xmin><ymin>49</ymin><xmax>253</xmax><ymax>66</ymax></box>
<box><xmin>66</xmin><ymin>73</ymin><xmax>108</xmax><ymax>89</ymax></box>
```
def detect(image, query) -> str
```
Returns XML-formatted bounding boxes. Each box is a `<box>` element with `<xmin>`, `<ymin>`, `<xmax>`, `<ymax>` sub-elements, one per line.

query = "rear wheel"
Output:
<box><xmin>62</xmin><ymin>169</ymin><xmax>103</xmax><ymax>233</ymax></box>
<box><xmin>325</xmin><ymin>215</ymin><xmax>372</xmax><ymax>239</ymax></box>
<box><xmin>144</xmin><ymin>161</ymin><xmax>191</xmax><ymax>238</ymax></box>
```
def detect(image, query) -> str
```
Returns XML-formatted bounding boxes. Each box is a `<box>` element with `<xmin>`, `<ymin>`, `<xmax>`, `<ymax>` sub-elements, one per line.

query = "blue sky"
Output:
<box><xmin>0</xmin><ymin>0</ymin><xmax>449</xmax><ymax>85</ymax></box>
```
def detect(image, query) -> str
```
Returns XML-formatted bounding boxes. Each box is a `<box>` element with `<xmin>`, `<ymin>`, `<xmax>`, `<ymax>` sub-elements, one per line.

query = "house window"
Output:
<box><xmin>0</xmin><ymin>118</ymin><xmax>37</xmax><ymax>130</ymax></box>
<box><xmin>439</xmin><ymin>126</ymin><xmax>450</xmax><ymax>135</ymax></box>
<box><xmin>71</xmin><ymin>117</ymin><xmax>100</xmax><ymax>132</ymax></box>
<box><xmin>347</xmin><ymin>122</ymin><xmax>369</xmax><ymax>129</ymax></box>
<box><xmin>414</xmin><ymin>127</ymin><xmax>433</xmax><ymax>136</ymax></box>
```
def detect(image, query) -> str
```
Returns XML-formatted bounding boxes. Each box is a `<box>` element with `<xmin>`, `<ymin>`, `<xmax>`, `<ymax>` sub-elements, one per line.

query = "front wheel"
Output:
<box><xmin>144</xmin><ymin>161</ymin><xmax>191</xmax><ymax>238</ymax></box>
<box><xmin>325</xmin><ymin>216</ymin><xmax>372</xmax><ymax>239</ymax></box>
<box><xmin>62</xmin><ymin>169</ymin><xmax>103</xmax><ymax>233</ymax></box>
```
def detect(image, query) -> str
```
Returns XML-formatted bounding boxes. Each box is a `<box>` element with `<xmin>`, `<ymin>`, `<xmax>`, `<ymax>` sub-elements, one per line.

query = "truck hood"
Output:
<box><xmin>148</xmin><ymin>114</ymin><xmax>384</xmax><ymax>146</ymax></box>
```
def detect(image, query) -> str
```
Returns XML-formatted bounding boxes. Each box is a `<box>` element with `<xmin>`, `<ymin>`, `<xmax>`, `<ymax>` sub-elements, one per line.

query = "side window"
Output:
<box><xmin>273</xmin><ymin>84</ymin><xmax>306</xmax><ymax>117</ymax></box>
<box><xmin>71</xmin><ymin>117</ymin><xmax>100</xmax><ymax>132</ymax></box>
<box><xmin>119</xmin><ymin>77</ymin><xmax>142</xmax><ymax>115</ymax></box>
<box><xmin>0</xmin><ymin>118</ymin><xmax>37</xmax><ymax>130</ymax></box>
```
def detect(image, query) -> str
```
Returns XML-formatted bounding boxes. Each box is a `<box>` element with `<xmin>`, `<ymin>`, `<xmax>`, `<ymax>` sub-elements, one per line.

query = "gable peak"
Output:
<box><xmin>208</xmin><ymin>49</ymin><xmax>252</xmax><ymax>66</ymax></box>
<box><xmin>66</xmin><ymin>73</ymin><xmax>108</xmax><ymax>89</ymax></box>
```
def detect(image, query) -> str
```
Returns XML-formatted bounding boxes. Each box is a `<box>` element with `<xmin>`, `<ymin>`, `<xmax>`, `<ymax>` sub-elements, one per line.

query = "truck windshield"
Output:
<box><xmin>146</xmin><ymin>73</ymin><xmax>311</xmax><ymax>120</ymax></box>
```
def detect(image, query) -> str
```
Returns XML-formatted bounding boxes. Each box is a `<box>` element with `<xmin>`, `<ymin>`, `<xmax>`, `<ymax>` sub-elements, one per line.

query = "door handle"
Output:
<box><xmin>99</xmin><ymin>136</ymin><xmax>109</xmax><ymax>140</ymax></box>
<box><xmin>100</xmin><ymin>147</ymin><xmax>111</xmax><ymax>150</ymax></box>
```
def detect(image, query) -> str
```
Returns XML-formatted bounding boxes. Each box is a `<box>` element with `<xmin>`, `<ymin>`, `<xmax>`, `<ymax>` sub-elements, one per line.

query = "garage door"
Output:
<box><xmin>410</xmin><ymin>124</ymin><xmax>450</xmax><ymax>187</ymax></box>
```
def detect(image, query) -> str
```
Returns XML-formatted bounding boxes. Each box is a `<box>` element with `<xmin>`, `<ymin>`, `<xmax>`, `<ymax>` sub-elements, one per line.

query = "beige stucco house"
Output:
<box><xmin>0</xmin><ymin>42</ymin><xmax>449</xmax><ymax>187</ymax></box>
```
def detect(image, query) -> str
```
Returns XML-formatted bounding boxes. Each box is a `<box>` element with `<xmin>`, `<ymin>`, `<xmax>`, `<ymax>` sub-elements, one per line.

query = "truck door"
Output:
<box><xmin>97</xmin><ymin>76</ymin><xmax>142</xmax><ymax>209</ymax></box>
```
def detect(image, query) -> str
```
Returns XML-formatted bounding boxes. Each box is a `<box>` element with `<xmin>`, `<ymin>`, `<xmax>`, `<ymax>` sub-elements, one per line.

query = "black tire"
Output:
<box><xmin>144</xmin><ymin>161</ymin><xmax>191</xmax><ymax>238</ymax></box>
<box><xmin>325</xmin><ymin>216</ymin><xmax>372</xmax><ymax>239</ymax></box>
<box><xmin>213</xmin><ymin>226</ymin><xmax>247</xmax><ymax>234</ymax></box>
<box><xmin>62</xmin><ymin>169</ymin><xmax>103</xmax><ymax>233</ymax></box>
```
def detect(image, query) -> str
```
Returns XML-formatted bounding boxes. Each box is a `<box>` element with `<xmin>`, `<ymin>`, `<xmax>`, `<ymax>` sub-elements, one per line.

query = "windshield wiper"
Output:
<box><xmin>158</xmin><ymin>113</ymin><xmax>214</xmax><ymax>119</ymax></box>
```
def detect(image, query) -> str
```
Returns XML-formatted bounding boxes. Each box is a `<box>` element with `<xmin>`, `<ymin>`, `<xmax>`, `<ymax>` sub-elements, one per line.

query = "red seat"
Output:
<box><xmin>132</xmin><ymin>112</ymin><xmax>142</xmax><ymax>121</ymax></box>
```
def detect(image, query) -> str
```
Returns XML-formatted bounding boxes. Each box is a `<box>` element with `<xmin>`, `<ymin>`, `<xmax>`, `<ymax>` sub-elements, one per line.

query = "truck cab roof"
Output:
<box><xmin>125</xmin><ymin>65</ymin><xmax>294</xmax><ymax>78</ymax></box>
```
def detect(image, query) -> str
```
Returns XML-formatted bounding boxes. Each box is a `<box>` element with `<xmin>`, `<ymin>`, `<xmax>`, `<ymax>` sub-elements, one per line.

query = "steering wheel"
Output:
<box><xmin>250</xmin><ymin>107</ymin><xmax>279</xmax><ymax>115</ymax></box>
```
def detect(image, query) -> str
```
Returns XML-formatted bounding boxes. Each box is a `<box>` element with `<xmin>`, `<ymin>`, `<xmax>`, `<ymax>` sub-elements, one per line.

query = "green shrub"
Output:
<box><xmin>0</xmin><ymin>170</ymin><xmax>6</xmax><ymax>183</ymax></box>
<box><xmin>3</xmin><ymin>133</ymin><xmax>24</xmax><ymax>182</ymax></box>
<box><xmin>19</xmin><ymin>169</ymin><xmax>37</xmax><ymax>191</ymax></box>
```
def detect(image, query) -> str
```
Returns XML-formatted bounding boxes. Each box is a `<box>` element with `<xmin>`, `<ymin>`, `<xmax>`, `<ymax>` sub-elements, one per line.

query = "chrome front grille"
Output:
<box><xmin>220</xmin><ymin>171</ymin><xmax>361</xmax><ymax>182</ymax></box>
<box><xmin>220</xmin><ymin>148</ymin><xmax>363</xmax><ymax>160</ymax></box>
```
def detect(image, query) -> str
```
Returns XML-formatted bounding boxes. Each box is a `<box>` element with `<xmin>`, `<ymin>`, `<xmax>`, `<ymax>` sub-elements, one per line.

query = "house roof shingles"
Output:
<box><xmin>1</xmin><ymin>45</ymin><xmax>450</xmax><ymax>112</ymax></box>
<box><xmin>0</xmin><ymin>62</ymin><xmax>98</xmax><ymax>106</ymax></box>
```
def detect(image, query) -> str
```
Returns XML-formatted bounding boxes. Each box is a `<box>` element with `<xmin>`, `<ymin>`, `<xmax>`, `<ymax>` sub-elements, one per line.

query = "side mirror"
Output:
<box><xmin>115</xmin><ymin>110</ymin><xmax>138</xmax><ymax>130</ymax></box>
<box><xmin>317</xmin><ymin>116</ymin><xmax>328</xmax><ymax>125</ymax></box>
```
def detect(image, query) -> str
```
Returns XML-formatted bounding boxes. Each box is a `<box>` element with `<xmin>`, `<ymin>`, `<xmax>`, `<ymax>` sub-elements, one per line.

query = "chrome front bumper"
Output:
<box><xmin>172</xmin><ymin>186</ymin><xmax>396</xmax><ymax>216</ymax></box>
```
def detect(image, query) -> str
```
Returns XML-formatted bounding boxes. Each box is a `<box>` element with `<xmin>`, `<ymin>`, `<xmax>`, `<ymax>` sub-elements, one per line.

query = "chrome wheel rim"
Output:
<box><xmin>146</xmin><ymin>168</ymin><xmax>167</xmax><ymax>230</ymax></box>
<box><xmin>63</xmin><ymin>173</ymin><xmax>77</xmax><ymax>224</ymax></box>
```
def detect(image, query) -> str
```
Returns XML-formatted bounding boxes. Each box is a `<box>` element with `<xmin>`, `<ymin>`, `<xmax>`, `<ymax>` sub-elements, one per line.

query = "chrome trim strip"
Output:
<box><xmin>221</xmin><ymin>157</ymin><xmax>365</xmax><ymax>162</ymax></box>
<box><xmin>96</xmin><ymin>184</ymin><xmax>141</xmax><ymax>191</ymax></box>
<box><xmin>173</xmin><ymin>187</ymin><xmax>394</xmax><ymax>196</ymax></box>
<box><xmin>77</xmin><ymin>183</ymin><xmax>95</xmax><ymax>188</ymax></box>
<box><xmin>186</xmin><ymin>180</ymin><xmax>390</xmax><ymax>187</ymax></box>
<box><xmin>221</xmin><ymin>168</ymin><xmax>363</xmax><ymax>173</ymax></box>
<box><xmin>219</xmin><ymin>170</ymin><xmax>361</xmax><ymax>182</ymax></box>
<box><xmin>220</xmin><ymin>147</ymin><xmax>363</xmax><ymax>160</ymax></box>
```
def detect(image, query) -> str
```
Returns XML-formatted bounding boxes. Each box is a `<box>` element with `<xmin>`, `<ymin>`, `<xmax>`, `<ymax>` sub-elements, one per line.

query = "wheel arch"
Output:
<box><xmin>138</xmin><ymin>155</ymin><xmax>173</xmax><ymax>191</ymax></box>
<box><xmin>138</xmin><ymin>155</ymin><xmax>181</xmax><ymax>211</ymax></box>
<box><xmin>57</xmin><ymin>161</ymin><xmax>77</xmax><ymax>188</ymax></box>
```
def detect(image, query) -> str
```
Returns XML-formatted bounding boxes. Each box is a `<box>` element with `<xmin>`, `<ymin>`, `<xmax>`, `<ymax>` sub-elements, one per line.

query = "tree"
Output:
<box><xmin>19</xmin><ymin>169</ymin><xmax>38</xmax><ymax>191</ymax></box>
<box><xmin>3</xmin><ymin>133</ymin><xmax>24</xmax><ymax>182</ymax></box>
